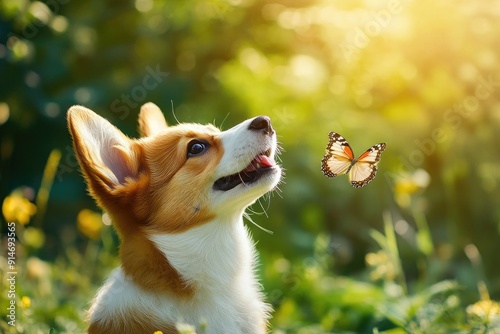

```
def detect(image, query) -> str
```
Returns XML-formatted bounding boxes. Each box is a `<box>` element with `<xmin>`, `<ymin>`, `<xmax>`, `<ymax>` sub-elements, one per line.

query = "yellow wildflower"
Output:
<box><xmin>467</xmin><ymin>299</ymin><xmax>500</xmax><ymax>322</ymax></box>
<box><xmin>2</xmin><ymin>191</ymin><xmax>37</xmax><ymax>224</ymax></box>
<box><xmin>365</xmin><ymin>250</ymin><xmax>396</xmax><ymax>281</ymax></box>
<box><xmin>153</xmin><ymin>332</ymin><xmax>163</xmax><ymax>334</ymax></box>
<box><xmin>394</xmin><ymin>169</ymin><xmax>430</xmax><ymax>208</ymax></box>
<box><xmin>24</xmin><ymin>227</ymin><xmax>46</xmax><ymax>249</ymax></box>
<box><xmin>20</xmin><ymin>296</ymin><xmax>31</xmax><ymax>308</ymax></box>
<box><xmin>77</xmin><ymin>209</ymin><xmax>102</xmax><ymax>240</ymax></box>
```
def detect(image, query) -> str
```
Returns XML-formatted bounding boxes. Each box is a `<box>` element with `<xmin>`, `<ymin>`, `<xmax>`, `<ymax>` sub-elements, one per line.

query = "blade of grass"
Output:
<box><xmin>383</xmin><ymin>211</ymin><xmax>407</xmax><ymax>294</ymax></box>
<box><xmin>412</xmin><ymin>209</ymin><xmax>434</xmax><ymax>257</ymax></box>
<box><xmin>34</xmin><ymin>149</ymin><xmax>61</xmax><ymax>226</ymax></box>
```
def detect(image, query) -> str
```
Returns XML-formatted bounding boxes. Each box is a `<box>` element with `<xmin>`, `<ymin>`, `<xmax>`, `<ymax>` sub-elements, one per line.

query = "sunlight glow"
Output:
<box><xmin>0</xmin><ymin>102</ymin><xmax>10</xmax><ymax>125</ymax></box>
<box><xmin>135</xmin><ymin>0</ymin><xmax>153</xmax><ymax>13</ymax></box>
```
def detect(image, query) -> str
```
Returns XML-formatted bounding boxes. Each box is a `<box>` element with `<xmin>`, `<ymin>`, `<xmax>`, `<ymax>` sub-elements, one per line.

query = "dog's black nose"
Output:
<box><xmin>249</xmin><ymin>116</ymin><xmax>274</xmax><ymax>135</ymax></box>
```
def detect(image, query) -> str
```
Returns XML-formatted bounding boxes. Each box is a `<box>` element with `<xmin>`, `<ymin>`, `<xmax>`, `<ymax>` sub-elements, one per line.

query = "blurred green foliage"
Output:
<box><xmin>1</xmin><ymin>0</ymin><xmax>500</xmax><ymax>332</ymax></box>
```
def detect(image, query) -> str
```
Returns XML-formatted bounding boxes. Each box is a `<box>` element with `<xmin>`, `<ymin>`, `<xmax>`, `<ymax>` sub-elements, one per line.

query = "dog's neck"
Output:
<box><xmin>149</xmin><ymin>211</ymin><xmax>256</xmax><ymax>292</ymax></box>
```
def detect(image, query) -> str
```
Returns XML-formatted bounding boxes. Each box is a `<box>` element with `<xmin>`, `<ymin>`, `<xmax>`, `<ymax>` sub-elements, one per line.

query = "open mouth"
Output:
<box><xmin>214</xmin><ymin>149</ymin><xmax>275</xmax><ymax>191</ymax></box>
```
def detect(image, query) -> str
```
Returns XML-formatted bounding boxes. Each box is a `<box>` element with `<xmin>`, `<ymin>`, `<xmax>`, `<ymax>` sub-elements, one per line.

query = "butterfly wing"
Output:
<box><xmin>321</xmin><ymin>132</ymin><xmax>355</xmax><ymax>178</ymax></box>
<box><xmin>348</xmin><ymin>142</ymin><xmax>387</xmax><ymax>188</ymax></box>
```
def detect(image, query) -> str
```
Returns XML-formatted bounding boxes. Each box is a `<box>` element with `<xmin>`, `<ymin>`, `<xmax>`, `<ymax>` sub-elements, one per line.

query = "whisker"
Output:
<box><xmin>213</xmin><ymin>112</ymin><xmax>231</xmax><ymax>129</ymax></box>
<box><xmin>219</xmin><ymin>112</ymin><xmax>230</xmax><ymax>129</ymax></box>
<box><xmin>171</xmin><ymin>100</ymin><xmax>181</xmax><ymax>124</ymax></box>
<box><xmin>273</xmin><ymin>186</ymin><xmax>284</xmax><ymax>199</ymax></box>
<box><xmin>238</xmin><ymin>172</ymin><xmax>249</xmax><ymax>187</ymax></box>
<box><xmin>257</xmin><ymin>198</ymin><xmax>270</xmax><ymax>218</ymax></box>
<box><xmin>243</xmin><ymin>212</ymin><xmax>274</xmax><ymax>235</ymax></box>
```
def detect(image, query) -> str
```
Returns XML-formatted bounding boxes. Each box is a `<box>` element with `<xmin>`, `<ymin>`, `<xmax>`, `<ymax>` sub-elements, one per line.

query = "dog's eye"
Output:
<box><xmin>187</xmin><ymin>140</ymin><xmax>208</xmax><ymax>157</ymax></box>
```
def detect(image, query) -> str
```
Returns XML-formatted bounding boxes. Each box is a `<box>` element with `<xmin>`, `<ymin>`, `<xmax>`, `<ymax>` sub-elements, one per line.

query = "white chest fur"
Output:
<box><xmin>89</xmin><ymin>215</ymin><xmax>270</xmax><ymax>333</ymax></box>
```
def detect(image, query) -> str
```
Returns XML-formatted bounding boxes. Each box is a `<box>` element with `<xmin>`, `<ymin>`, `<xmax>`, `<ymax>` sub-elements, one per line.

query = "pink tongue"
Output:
<box><xmin>257</xmin><ymin>155</ymin><xmax>274</xmax><ymax>168</ymax></box>
<box><xmin>243</xmin><ymin>155</ymin><xmax>274</xmax><ymax>172</ymax></box>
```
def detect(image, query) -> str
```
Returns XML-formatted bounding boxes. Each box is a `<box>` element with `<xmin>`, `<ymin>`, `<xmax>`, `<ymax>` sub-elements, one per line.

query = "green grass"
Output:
<box><xmin>2</xmin><ymin>212</ymin><xmax>499</xmax><ymax>333</ymax></box>
<box><xmin>1</xmin><ymin>150</ymin><xmax>499</xmax><ymax>334</ymax></box>
<box><xmin>2</xmin><ymin>0</ymin><xmax>500</xmax><ymax>332</ymax></box>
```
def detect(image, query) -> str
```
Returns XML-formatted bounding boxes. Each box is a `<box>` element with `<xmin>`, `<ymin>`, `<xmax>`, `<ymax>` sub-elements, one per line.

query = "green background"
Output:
<box><xmin>1</xmin><ymin>0</ymin><xmax>500</xmax><ymax>333</ymax></box>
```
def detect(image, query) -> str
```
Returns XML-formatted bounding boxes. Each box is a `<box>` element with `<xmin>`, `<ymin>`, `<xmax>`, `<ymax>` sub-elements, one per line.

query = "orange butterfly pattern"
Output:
<box><xmin>321</xmin><ymin>132</ymin><xmax>387</xmax><ymax>188</ymax></box>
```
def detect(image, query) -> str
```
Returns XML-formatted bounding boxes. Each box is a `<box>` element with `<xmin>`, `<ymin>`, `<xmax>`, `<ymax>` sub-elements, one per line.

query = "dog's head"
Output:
<box><xmin>68</xmin><ymin>102</ymin><xmax>281</xmax><ymax>237</ymax></box>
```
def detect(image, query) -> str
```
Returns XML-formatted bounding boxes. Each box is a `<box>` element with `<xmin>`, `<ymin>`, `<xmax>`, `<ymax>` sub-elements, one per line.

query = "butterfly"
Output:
<box><xmin>321</xmin><ymin>132</ymin><xmax>387</xmax><ymax>188</ymax></box>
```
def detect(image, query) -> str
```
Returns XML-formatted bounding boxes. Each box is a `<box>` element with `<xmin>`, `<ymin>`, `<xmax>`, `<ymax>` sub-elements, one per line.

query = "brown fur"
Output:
<box><xmin>88</xmin><ymin>308</ymin><xmax>177</xmax><ymax>334</ymax></box>
<box><xmin>68</xmin><ymin>104</ymin><xmax>228</xmax><ymax>333</ymax></box>
<box><xmin>138</xmin><ymin>102</ymin><xmax>169</xmax><ymax>137</ymax></box>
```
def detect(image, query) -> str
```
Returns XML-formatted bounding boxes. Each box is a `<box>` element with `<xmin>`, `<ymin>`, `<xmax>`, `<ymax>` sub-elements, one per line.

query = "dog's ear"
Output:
<box><xmin>67</xmin><ymin>106</ymin><xmax>143</xmax><ymax>196</ymax></box>
<box><xmin>138</xmin><ymin>102</ymin><xmax>168</xmax><ymax>137</ymax></box>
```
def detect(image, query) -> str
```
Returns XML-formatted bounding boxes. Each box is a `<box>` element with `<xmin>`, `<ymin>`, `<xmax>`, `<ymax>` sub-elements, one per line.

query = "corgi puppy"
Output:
<box><xmin>67</xmin><ymin>102</ymin><xmax>282</xmax><ymax>334</ymax></box>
